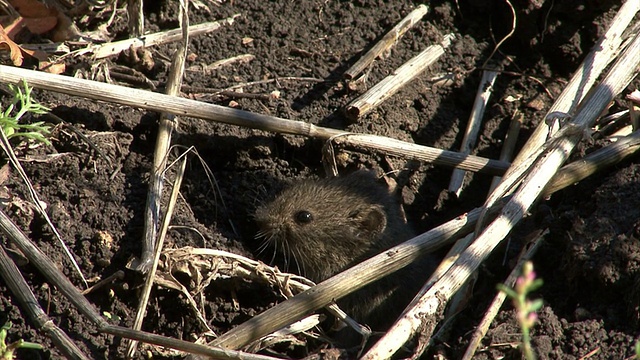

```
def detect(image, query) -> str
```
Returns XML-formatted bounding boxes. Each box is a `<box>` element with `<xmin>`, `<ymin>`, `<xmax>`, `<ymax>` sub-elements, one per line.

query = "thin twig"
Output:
<box><xmin>222</xmin><ymin>77</ymin><xmax>325</xmax><ymax>90</ymax></box>
<box><xmin>489</xmin><ymin>111</ymin><xmax>523</xmax><ymax>193</ymax></box>
<box><xmin>593</xmin><ymin>109</ymin><xmax>629</xmax><ymax>139</ymax></box>
<box><xmin>75</xmin><ymin>15</ymin><xmax>240</xmax><ymax>59</ymax></box>
<box><xmin>482</xmin><ymin>0</ymin><xmax>516</xmax><ymax>68</ymax></box>
<box><xmin>44</xmin><ymin>112</ymin><xmax>113</xmax><ymax>168</ymax></box>
<box><xmin>135</xmin><ymin>0</ymin><xmax>191</xmax><ymax>273</ymax></box>
<box><xmin>127</xmin><ymin>0</ymin><xmax>144</xmax><ymax>36</ymax></box>
<box><xmin>460</xmin><ymin>230</ymin><xmax>545</xmax><ymax>360</ymax></box>
<box><xmin>128</xmin><ymin>1</ymin><xmax>191</xmax><ymax>356</ymax></box>
<box><xmin>0</xmin><ymin>126</ymin><xmax>88</xmax><ymax>288</ymax></box>
<box><xmin>448</xmin><ymin>70</ymin><xmax>498</xmax><ymax>196</ymax></box>
<box><xmin>345</xmin><ymin>34</ymin><xmax>454</xmax><ymax>121</ymax></box>
<box><xmin>81</xmin><ymin>270</ymin><xmax>125</xmax><ymax>296</ymax></box>
<box><xmin>543</xmin><ymin>129</ymin><xmax>640</xmax><ymax>196</ymax></box>
<box><xmin>630</xmin><ymin>99</ymin><xmax>640</xmax><ymax>131</ymax></box>
<box><xmin>198</xmin><ymin>53</ymin><xmax>255</xmax><ymax>73</ymax></box>
<box><xmin>193</xmin><ymin>90</ymin><xmax>276</xmax><ymax>102</ymax></box>
<box><xmin>343</xmin><ymin>4</ymin><xmax>429</xmax><ymax>79</ymax></box>
<box><xmin>0</xmin><ymin>65</ymin><xmax>508</xmax><ymax>175</ymax></box>
<box><xmin>0</xmin><ymin>245</ymin><xmax>91</xmax><ymax>360</ymax></box>
<box><xmin>127</xmin><ymin>152</ymin><xmax>188</xmax><ymax>357</ymax></box>
<box><xmin>108</xmin><ymin>66</ymin><xmax>157</xmax><ymax>90</ymax></box>
<box><xmin>178</xmin><ymin>146</ymin><xmax>237</xmax><ymax>236</ymax></box>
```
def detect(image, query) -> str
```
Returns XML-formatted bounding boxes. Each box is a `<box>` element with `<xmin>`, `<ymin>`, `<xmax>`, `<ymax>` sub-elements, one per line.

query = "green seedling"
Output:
<box><xmin>1</xmin><ymin>80</ymin><xmax>51</xmax><ymax>145</ymax></box>
<box><xmin>0</xmin><ymin>322</ymin><xmax>43</xmax><ymax>359</ymax></box>
<box><xmin>497</xmin><ymin>261</ymin><xmax>544</xmax><ymax>360</ymax></box>
<box><xmin>103</xmin><ymin>311</ymin><xmax>121</xmax><ymax>323</ymax></box>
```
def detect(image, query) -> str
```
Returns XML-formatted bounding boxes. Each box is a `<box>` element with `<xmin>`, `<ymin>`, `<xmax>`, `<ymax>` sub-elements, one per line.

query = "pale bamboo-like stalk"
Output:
<box><xmin>630</xmin><ymin>100</ymin><xmax>640</xmax><ymax>130</ymax></box>
<box><xmin>345</xmin><ymin>34</ymin><xmax>454</xmax><ymax>121</ymax></box>
<box><xmin>343</xmin><ymin>4</ymin><xmax>429</xmax><ymax>79</ymax></box>
<box><xmin>460</xmin><ymin>230</ymin><xmax>545</xmax><ymax>360</ymax></box>
<box><xmin>610</xmin><ymin>124</ymin><xmax>633</xmax><ymax>138</ymax></box>
<box><xmin>135</xmin><ymin>0</ymin><xmax>191</xmax><ymax>273</ymax></box>
<box><xmin>490</xmin><ymin>112</ymin><xmax>523</xmax><ymax>192</ymax></box>
<box><xmin>127</xmin><ymin>3</ymin><xmax>192</xmax><ymax>357</ymax></box>
<box><xmin>0</xmin><ymin>245</ymin><xmax>91</xmax><ymax>360</ymax></box>
<box><xmin>203</xmin><ymin>54</ymin><xmax>255</xmax><ymax>72</ymax></box>
<box><xmin>542</xmin><ymin>129</ymin><xmax>640</xmax><ymax>196</ymax></box>
<box><xmin>128</xmin><ymin>155</ymin><xmax>188</xmax><ymax>358</ymax></box>
<box><xmin>629</xmin><ymin>90</ymin><xmax>640</xmax><ymax>132</ymax></box>
<box><xmin>0</xmin><ymin>65</ymin><xmax>507</xmax><ymax>175</ymax></box>
<box><xmin>380</xmin><ymin>232</ymin><xmax>476</xmax><ymax>356</ymax></box>
<box><xmin>81</xmin><ymin>16</ymin><xmax>240</xmax><ymax>59</ymax></box>
<box><xmin>361</xmin><ymin>29</ymin><xmax>640</xmax><ymax>360</ymax></box>
<box><xmin>448</xmin><ymin>70</ymin><xmax>498</xmax><ymax>196</ymax></box>
<box><xmin>502</xmin><ymin>0</ymin><xmax>640</xmax><ymax>181</ymax></box>
<box><xmin>330</xmin><ymin>133</ymin><xmax>509</xmax><ymax>176</ymax></box>
<box><xmin>127</xmin><ymin>0</ymin><xmax>144</xmax><ymax>37</ymax></box>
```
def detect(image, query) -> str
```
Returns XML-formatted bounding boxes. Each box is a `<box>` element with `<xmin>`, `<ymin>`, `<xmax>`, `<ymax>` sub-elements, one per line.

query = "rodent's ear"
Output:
<box><xmin>351</xmin><ymin>205</ymin><xmax>387</xmax><ymax>235</ymax></box>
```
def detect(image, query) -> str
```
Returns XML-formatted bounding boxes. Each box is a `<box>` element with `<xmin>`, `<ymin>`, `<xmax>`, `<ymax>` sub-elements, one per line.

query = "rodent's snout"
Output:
<box><xmin>253</xmin><ymin>207</ymin><xmax>275</xmax><ymax>236</ymax></box>
<box><xmin>253</xmin><ymin>205</ymin><xmax>293</xmax><ymax>240</ymax></box>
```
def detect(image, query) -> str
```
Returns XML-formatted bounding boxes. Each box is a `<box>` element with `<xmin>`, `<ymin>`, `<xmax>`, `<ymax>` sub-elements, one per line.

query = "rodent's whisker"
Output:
<box><xmin>255</xmin><ymin>244</ymin><xmax>267</xmax><ymax>256</ymax></box>
<box><xmin>254</xmin><ymin>229</ymin><xmax>269</xmax><ymax>239</ymax></box>
<box><xmin>283</xmin><ymin>240</ymin><xmax>292</xmax><ymax>273</ymax></box>
<box><xmin>255</xmin><ymin>237</ymin><xmax>272</xmax><ymax>256</ymax></box>
<box><xmin>292</xmin><ymin>247</ymin><xmax>304</xmax><ymax>278</ymax></box>
<box><xmin>268</xmin><ymin>242</ymin><xmax>278</xmax><ymax>266</ymax></box>
<box><xmin>285</xmin><ymin>239</ymin><xmax>296</xmax><ymax>274</ymax></box>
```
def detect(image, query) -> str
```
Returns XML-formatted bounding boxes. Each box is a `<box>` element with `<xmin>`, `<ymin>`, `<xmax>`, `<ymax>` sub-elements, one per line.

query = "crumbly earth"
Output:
<box><xmin>0</xmin><ymin>0</ymin><xmax>638</xmax><ymax>359</ymax></box>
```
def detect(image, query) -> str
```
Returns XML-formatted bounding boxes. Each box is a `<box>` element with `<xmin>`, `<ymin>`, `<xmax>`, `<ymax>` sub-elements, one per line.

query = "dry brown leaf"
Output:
<box><xmin>9</xmin><ymin>0</ymin><xmax>56</xmax><ymax>18</ymax></box>
<box><xmin>38</xmin><ymin>61</ymin><xmax>65</xmax><ymax>74</ymax></box>
<box><xmin>5</xmin><ymin>15</ymin><xmax>57</xmax><ymax>37</ymax></box>
<box><xmin>9</xmin><ymin>0</ymin><xmax>79</xmax><ymax>42</ymax></box>
<box><xmin>0</xmin><ymin>24</ymin><xmax>25</xmax><ymax>65</ymax></box>
<box><xmin>0</xmin><ymin>22</ymin><xmax>49</xmax><ymax>65</ymax></box>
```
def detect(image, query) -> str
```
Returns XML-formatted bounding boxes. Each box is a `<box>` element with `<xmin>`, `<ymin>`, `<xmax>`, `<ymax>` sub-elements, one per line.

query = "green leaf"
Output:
<box><xmin>15</xmin><ymin>341</ymin><xmax>43</xmax><ymax>350</ymax></box>
<box><xmin>0</xmin><ymin>81</ymin><xmax>51</xmax><ymax>146</ymax></box>
<box><xmin>528</xmin><ymin>279</ymin><xmax>544</xmax><ymax>292</ymax></box>
<box><xmin>529</xmin><ymin>299</ymin><xmax>544</xmax><ymax>312</ymax></box>
<box><xmin>497</xmin><ymin>284</ymin><xmax>518</xmax><ymax>299</ymax></box>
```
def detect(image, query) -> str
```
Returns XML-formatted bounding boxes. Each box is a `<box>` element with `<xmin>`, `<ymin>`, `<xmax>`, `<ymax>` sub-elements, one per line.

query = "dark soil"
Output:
<box><xmin>0</xmin><ymin>0</ymin><xmax>638</xmax><ymax>359</ymax></box>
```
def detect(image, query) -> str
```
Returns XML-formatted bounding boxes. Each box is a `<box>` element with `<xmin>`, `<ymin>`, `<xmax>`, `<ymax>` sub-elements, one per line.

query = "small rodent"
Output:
<box><xmin>254</xmin><ymin>170</ymin><xmax>436</xmax><ymax>333</ymax></box>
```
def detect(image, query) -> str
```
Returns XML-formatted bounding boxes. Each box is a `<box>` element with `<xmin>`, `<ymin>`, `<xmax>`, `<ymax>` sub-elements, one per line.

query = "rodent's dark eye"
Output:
<box><xmin>294</xmin><ymin>210</ymin><xmax>313</xmax><ymax>224</ymax></box>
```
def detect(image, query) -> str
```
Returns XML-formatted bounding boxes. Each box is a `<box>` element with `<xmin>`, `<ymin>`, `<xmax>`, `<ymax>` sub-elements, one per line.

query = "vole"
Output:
<box><xmin>254</xmin><ymin>170</ymin><xmax>436</xmax><ymax>333</ymax></box>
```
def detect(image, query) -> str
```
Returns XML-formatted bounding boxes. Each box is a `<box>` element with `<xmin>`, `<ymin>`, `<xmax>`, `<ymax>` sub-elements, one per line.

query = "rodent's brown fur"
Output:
<box><xmin>254</xmin><ymin>170</ymin><xmax>436</xmax><ymax>332</ymax></box>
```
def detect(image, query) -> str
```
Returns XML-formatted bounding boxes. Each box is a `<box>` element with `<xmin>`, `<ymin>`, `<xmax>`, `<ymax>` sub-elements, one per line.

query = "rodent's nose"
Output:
<box><xmin>254</xmin><ymin>213</ymin><xmax>284</xmax><ymax>234</ymax></box>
